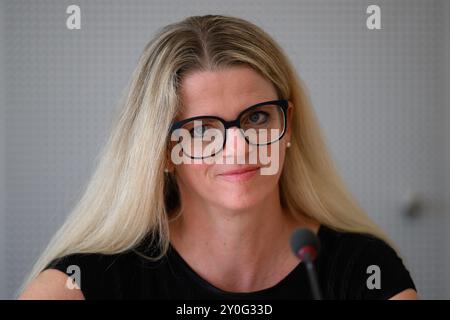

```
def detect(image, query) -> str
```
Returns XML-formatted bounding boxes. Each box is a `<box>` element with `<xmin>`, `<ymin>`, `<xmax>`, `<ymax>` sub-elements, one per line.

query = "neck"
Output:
<box><xmin>169</xmin><ymin>188</ymin><xmax>315</xmax><ymax>292</ymax></box>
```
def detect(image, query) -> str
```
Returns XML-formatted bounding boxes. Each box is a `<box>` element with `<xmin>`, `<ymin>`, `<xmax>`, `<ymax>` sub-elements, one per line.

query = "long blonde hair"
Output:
<box><xmin>18</xmin><ymin>14</ymin><xmax>390</xmax><ymax>297</ymax></box>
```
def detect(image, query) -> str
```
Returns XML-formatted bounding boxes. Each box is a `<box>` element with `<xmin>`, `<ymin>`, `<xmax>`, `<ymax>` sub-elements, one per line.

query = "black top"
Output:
<box><xmin>44</xmin><ymin>225</ymin><xmax>416</xmax><ymax>300</ymax></box>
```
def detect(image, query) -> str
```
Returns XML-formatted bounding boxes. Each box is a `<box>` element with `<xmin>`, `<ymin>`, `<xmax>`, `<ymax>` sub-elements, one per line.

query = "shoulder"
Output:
<box><xmin>44</xmin><ymin>251</ymin><xmax>131</xmax><ymax>275</ymax></box>
<box><xmin>20</xmin><ymin>252</ymin><xmax>125</xmax><ymax>300</ymax></box>
<box><xmin>19</xmin><ymin>268</ymin><xmax>85</xmax><ymax>300</ymax></box>
<box><xmin>34</xmin><ymin>251</ymin><xmax>133</xmax><ymax>299</ymax></box>
<box><xmin>320</xmin><ymin>225</ymin><xmax>399</xmax><ymax>261</ymax></box>
<box><xmin>35</xmin><ymin>239</ymin><xmax>165</xmax><ymax>299</ymax></box>
<box><xmin>317</xmin><ymin>225</ymin><xmax>417</xmax><ymax>299</ymax></box>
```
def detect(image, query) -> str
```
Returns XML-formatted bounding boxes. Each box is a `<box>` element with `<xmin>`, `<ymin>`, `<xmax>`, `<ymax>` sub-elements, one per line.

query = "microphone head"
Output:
<box><xmin>290</xmin><ymin>228</ymin><xmax>320</xmax><ymax>261</ymax></box>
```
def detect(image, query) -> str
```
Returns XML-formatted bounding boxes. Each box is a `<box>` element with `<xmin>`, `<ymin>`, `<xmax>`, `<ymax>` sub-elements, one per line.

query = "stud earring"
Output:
<box><xmin>287</xmin><ymin>142</ymin><xmax>291</xmax><ymax>148</ymax></box>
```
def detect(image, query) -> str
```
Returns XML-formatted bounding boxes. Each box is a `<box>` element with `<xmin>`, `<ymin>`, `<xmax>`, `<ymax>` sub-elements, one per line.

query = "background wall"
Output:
<box><xmin>1</xmin><ymin>0</ymin><xmax>448</xmax><ymax>299</ymax></box>
<box><xmin>444</xmin><ymin>0</ymin><xmax>450</xmax><ymax>300</ymax></box>
<box><xmin>0</xmin><ymin>0</ymin><xmax>6</xmax><ymax>300</ymax></box>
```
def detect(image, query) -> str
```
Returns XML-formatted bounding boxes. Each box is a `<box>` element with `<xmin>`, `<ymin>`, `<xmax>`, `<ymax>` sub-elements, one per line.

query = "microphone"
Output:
<box><xmin>290</xmin><ymin>228</ymin><xmax>322</xmax><ymax>300</ymax></box>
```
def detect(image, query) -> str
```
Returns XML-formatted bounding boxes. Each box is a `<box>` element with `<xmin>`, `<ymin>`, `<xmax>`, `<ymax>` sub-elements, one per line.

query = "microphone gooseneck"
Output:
<box><xmin>290</xmin><ymin>228</ymin><xmax>323</xmax><ymax>300</ymax></box>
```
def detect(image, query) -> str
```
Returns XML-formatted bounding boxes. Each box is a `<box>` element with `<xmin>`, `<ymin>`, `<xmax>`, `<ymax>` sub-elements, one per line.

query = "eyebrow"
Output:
<box><xmin>180</xmin><ymin>99</ymin><xmax>278</xmax><ymax>120</ymax></box>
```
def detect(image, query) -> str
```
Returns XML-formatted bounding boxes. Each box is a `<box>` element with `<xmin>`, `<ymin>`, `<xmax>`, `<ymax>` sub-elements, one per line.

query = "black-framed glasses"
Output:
<box><xmin>169</xmin><ymin>99</ymin><xmax>289</xmax><ymax>159</ymax></box>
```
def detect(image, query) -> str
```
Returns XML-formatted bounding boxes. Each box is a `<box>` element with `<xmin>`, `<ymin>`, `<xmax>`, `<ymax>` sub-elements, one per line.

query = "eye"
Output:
<box><xmin>189</xmin><ymin>124</ymin><xmax>210</xmax><ymax>138</ymax></box>
<box><xmin>248</xmin><ymin>111</ymin><xmax>269</xmax><ymax>125</ymax></box>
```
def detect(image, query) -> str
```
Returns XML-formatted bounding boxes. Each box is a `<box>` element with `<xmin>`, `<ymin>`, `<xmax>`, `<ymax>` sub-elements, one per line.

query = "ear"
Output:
<box><xmin>286</xmin><ymin>100</ymin><xmax>294</xmax><ymax>142</ymax></box>
<box><xmin>164</xmin><ymin>141</ymin><xmax>176</xmax><ymax>173</ymax></box>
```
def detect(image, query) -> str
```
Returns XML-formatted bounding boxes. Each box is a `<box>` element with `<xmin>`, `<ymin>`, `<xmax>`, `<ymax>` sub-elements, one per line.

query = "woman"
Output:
<box><xmin>18</xmin><ymin>14</ymin><xmax>417</xmax><ymax>300</ymax></box>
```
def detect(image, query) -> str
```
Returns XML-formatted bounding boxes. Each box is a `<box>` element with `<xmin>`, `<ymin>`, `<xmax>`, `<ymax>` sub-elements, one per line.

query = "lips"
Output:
<box><xmin>219</xmin><ymin>166</ymin><xmax>260</xmax><ymax>176</ymax></box>
<box><xmin>217</xmin><ymin>166</ymin><xmax>260</xmax><ymax>182</ymax></box>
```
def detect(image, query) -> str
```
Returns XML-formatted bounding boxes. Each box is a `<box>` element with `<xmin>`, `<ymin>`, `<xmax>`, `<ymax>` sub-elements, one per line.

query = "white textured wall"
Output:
<box><xmin>2</xmin><ymin>0</ymin><xmax>448</xmax><ymax>299</ymax></box>
<box><xmin>444</xmin><ymin>0</ymin><xmax>450</xmax><ymax>300</ymax></box>
<box><xmin>0</xmin><ymin>0</ymin><xmax>7</xmax><ymax>300</ymax></box>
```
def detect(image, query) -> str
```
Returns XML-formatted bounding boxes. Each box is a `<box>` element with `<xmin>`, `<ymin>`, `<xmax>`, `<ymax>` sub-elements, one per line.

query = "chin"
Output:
<box><xmin>213</xmin><ymin>190</ymin><xmax>268</xmax><ymax>212</ymax></box>
<box><xmin>217</xmin><ymin>201</ymin><xmax>260</xmax><ymax>213</ymax></box>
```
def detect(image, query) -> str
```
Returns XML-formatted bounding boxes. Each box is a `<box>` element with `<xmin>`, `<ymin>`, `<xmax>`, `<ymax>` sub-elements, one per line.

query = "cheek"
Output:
<box><xmin>257</xmin><ymin>141</ymin><xmax>286</xmax><ymax>177</ymax></box>
<box><xmin>175</xmin><ymin>163</ymin><xmax>212</xmax><ymax>189</ymax></box>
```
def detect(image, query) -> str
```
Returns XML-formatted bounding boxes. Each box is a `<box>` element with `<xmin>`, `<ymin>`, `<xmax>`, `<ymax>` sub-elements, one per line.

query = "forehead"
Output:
<box><xmin>178</xmin><ymin>65</ymin><xmax>278</xmax><ymax>119</ymax></box>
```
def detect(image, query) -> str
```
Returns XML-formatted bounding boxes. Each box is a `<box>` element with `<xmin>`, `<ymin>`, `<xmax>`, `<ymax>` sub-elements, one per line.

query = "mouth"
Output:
<box><xmin>217</xmin><ymin>166</ymin><xmax>260</xmax><ymax>182</ymax></box>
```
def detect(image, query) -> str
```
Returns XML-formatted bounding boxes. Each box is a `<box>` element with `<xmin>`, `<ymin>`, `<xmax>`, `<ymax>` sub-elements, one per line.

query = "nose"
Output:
<box><xmin>222</xmin><ymin>127</ymin><xmax>249</xmax><ymax>160</ymax></box>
